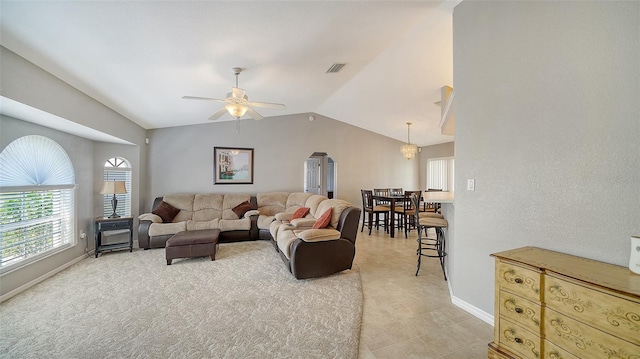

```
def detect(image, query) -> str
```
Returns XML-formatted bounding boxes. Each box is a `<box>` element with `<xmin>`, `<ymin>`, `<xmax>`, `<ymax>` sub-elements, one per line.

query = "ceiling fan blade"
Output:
<box><xmin>245</xmin><ymin>107</ymin><xmax>264</xmax><ymax>121</ymax></box>
<box><xmin>231</xmin><ymin>87</ymin><xmax>246</xmax><ymax>99</ymax></box>
<box><xmin>182</xmin><ymin>96</ymin><xmax>227</xmax><ymax>103</ymax></box>
<box><xmin>247</xmin><ymin>101</ymin><xmax>286</xmax><ymax>109</ymax></box>
<box><xmin>208</xmin><ymin>108</ymin><xmax>229</xmax><ymax>121</ymax></box>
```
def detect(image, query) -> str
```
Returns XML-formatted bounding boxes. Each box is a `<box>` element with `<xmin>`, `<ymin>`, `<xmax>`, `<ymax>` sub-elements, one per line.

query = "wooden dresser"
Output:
<box><xmin>488</xmin><ymin>247</ymin><xmax>640</xmax><ymax>359</ymax></box>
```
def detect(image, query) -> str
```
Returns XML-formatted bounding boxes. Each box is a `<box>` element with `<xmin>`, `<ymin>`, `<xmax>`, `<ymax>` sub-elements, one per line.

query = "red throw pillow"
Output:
<box><xmin>291</xmin><ymin>207</ymin><xmax>310</xmax><ymax>220</ymax></box>
<box><xmin>313</xmin><ymin>208</ymin><xmax>333</xmax><ymax>229</ymax></box>
<box><xmin>232</xmin><ymin>201</ymin><xmax>253</xmax><ymax>218</ymax></box>
<box><xmin>152</xmin><ymin>201</ymin><xmax>180</xmax><ymax>223</ymax></box>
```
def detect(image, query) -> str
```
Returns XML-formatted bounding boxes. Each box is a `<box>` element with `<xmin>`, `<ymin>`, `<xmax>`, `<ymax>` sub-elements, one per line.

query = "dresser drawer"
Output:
<box><xmin>497</xmin><ymin>317</ymin><xmax>541</xmax><ymax>359</ymax></box>
<box><xmin>98</xmin><ymin>221</ymin><xmax>129</xmax><ymax>231</ymax></box>
<box><xmin>543</xmin><ymin>340</ymin><xmax>579</xmax><ymax>359</ymax></box>
<box><xmin>498</xmin><ymin>289</ymin><xmax>541</xmax><ymax>334</ymax></box>
<box><xmin>496</xmin><ymin>261</ymin><xmax>542</xmax><ymax>302</ymax></box>
<box><xmin>545</xmin><ymin>274</ymin><xmax>640</xmax><ymax>346</ymax></box>
<box><xmin>544</xmin><ymin>307</ymin><xmax>639</xmax><ymax>359</ymax></box>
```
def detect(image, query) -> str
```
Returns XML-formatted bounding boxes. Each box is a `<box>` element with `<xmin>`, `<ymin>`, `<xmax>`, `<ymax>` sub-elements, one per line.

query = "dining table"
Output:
<box><xmin>372</xmin><ymin>194</ymin><xmax>406</xmax><ymax>238</ymax></box>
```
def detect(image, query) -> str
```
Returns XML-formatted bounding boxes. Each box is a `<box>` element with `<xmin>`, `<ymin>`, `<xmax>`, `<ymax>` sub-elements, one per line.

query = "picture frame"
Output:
<box><xmin>214</xmin><ymin>147</ymin><xmax>254</xmax><ymax>184</ymax></box>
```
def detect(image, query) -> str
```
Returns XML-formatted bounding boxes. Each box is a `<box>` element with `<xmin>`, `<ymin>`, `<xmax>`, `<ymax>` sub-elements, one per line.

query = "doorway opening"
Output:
<box><xmin>304</xmin><ymin>152</ymin><xmax>336</xmax><ymax>198</ymax></box>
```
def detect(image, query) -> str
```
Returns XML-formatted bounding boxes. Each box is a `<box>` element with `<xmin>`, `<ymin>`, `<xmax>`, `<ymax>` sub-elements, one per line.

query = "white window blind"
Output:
<box><xmin>103</xmin><ymin>157</ymin><xmax>131</xmax><ymax>217</ymax></box>
<box><xmin>0</xmin><ymin>135</ymin><xmax>76</xmax><ymax>271</ymax></box>
<box><xmin>427</xmin><ymin>158</ymin><xmax>455</xmax><ymax>192</ymax></box>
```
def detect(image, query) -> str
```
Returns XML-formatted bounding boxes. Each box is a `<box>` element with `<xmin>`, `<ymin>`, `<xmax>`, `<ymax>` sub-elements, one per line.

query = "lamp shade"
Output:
<box><xmin>100</xmin><ymin>180</ymin><xmax>127</xmax><ymax>194</ymax></box>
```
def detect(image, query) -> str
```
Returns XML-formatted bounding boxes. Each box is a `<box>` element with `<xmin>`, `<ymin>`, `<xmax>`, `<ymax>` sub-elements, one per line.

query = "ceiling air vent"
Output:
<box><xmin>326</xmin><ymin>63</ymin><xmax>347</xmax><ymax>73</ymax></box>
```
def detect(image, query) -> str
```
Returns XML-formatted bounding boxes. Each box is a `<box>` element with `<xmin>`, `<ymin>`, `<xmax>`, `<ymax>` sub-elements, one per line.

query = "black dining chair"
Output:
<box><xmin>360</xmin><ymin>189</ymin><xmax>389</xmax><ymax>235</ymax></box>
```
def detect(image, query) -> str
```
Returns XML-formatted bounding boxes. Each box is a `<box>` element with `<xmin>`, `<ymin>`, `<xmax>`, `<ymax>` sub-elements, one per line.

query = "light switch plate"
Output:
<box><xmin>467</xmin><ymin>179</ymin><xmax>475</xmax><ymax>191</ymax></box>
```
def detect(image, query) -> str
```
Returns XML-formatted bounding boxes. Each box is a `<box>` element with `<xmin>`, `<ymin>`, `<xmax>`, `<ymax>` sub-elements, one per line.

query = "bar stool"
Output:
<box><xmin>411</xmin><ymin>194</ymin><xmax>448</xmax><ymax>280</ymax></box>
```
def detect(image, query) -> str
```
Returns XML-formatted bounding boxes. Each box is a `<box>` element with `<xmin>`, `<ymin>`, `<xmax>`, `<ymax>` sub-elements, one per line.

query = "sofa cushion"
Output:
<box><xmin>257</xmin><ymin>192</ymin><xmax>289</xmax><ymax>216</ymax></box>
<box><xmin>258</xmin><ymin>215</ymin><xmax>276</xmax><ymax>230</ymax></box>
<box><xmin>316</xmin><ymin>199</ymin><xmax>351</xmax><ymax>228</ymax></box>
<box><xmin>313</xmin><ymin>208</ymin><xmax>333</xmax><ymax>229</ymax></box>
<box><xmin>219</xmin><ymin>217</ymin><xmax>251</xmax><ymax>231</ymax></box>
<box><xmin>232</xmin><ymin>201</ymin><xmax>253</xmax><ymax>218</ymax></box>
<box><xmin>305</xmin><ymin>195</ymin><xmax>328</xmax><ymax>216</ymax></box>
<box><xmin>286</xmin><ymin>192</ymin><xmax>314</xmax><ymax>208</ymax></box>
<box><xmin>152</xmin><ymin>201</ymin><xmax>180</xmax><ymax>223</ymax></box>
<box><xmin>163</xmin><ymin>193</ymin><xmax>195</xmax><ymax>223</ymax></box>
<box><xmin>148</xmin><ymin>221</ymin><xmax>187</xmax><ymax>237</ymax></box>
<box><xmin>291</xmin><ymin>207</ymin><xmax>310</xmax><ymax>220</ymax></box>
<box><xmin>276</xmin><ymin>229</ymin><xmax>298</xmax><ymax>259</ymax></box>
<box><xmin>192</xmin><ymin>193</ymin><xmax>224</xmax><ymax>222</ymax></box>
<box><xmin>186</xmin><ymin>218</ymin><xmax>220</xmax><ymax>231</ymax></box>
<box><xmin>222</xmin><ymin>194</ymin><xmax>252</xmax><ymax>219</ymax></box>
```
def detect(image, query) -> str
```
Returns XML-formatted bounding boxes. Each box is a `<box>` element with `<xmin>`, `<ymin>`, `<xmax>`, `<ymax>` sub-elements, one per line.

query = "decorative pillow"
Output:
<box><xmin>232</xmin><ymin>201</ymin><xmax>253</xmax><ymax>218</ymax></box>
<box><xmin>152</xmin><ymin>201</ymin><xmax>180</xmax><ymax>223</ymax></box>
<box><xmin>291</xmin><ymin>207</ymin><xmax>310</xmax><ymax>220</ymax></box>
<box><xmin>312</xmin><ymin>208</ymin><xmax>333</xmax><ymax>229</ymax></box>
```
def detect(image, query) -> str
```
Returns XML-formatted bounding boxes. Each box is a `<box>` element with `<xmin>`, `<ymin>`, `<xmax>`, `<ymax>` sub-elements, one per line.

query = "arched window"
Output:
<box><xmin>0</xmin><ymin>135</ymin><xmax>76</xmax><ymax>271</ymax></box>
<box><xmin>103</xmin><ymin>157</ymin><xmax>131</xmax><ymax>217</ymax></box>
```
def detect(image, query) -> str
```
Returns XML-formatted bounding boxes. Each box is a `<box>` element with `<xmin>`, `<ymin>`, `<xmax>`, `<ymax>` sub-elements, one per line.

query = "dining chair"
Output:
<box><xmin>373</xmin><ymin>188</ymin><xmax>390</xmax><ymax>205</ymax></box>
<box><xmin>411</xmin><ymin>193</ymin><xmax>448</xmax><ymax>280</ymax></box>
<box><xmin>360</xmin><ymin>189</ymin><xmax>389</xmax><ymax>235</ymax></box>
<box><xmin>400</xmin><ymin>190</ymin><xmax>422</xmax><ymax>238</ymax></box>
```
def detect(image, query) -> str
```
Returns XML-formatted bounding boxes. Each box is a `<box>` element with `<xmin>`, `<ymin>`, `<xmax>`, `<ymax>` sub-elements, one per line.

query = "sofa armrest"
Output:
<box><xmin>139</xmin><ymin>213</ymin><xmax>162</xmax><ymax>223</ymax></box>
<box><xmin>138</xmin><ymin>220</ymin><xmax>152</xmax><ymax>249</ymax></box>
<box><xmin>295</xmin><ymin>228</ymin><xmax>341</xmax><ymax>243</ymax></box>
<box><xmin>290</xmin><ymin>218</ymin><xmax>316</xmax><ymax>228</ymax></box>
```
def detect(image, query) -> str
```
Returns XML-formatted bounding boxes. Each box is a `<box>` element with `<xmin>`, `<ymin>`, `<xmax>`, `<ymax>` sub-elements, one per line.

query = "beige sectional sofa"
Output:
<box><xmin>138</xmin><ymin>191</ymin><xmax>362</xmax><ymax>279</ymax></box>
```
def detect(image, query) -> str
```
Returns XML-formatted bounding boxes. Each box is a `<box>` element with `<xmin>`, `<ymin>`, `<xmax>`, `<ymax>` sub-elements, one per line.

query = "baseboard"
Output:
<box><xmin>447</xmin><ymin>280</ymin><xmax>494</xmax><ymax>326</ymax></box>
<box><xmin>0</xmin><ymin>254</ymin><xmax>87</xmax><ymax>303</ymax></box>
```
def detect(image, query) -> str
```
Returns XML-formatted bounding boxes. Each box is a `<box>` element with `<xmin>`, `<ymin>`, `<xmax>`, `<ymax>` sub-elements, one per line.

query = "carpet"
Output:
<box><xmin>0</xmin><ymin>241</ymin><xmax>363</xmax><ymax>359</ymax></box>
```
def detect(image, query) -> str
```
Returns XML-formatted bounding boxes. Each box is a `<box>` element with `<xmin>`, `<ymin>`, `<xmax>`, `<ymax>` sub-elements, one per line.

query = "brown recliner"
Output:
<box><xmin>274</xmin><ymin>206</ymin><xmax>361</xmax><ymax>279</ymax></box>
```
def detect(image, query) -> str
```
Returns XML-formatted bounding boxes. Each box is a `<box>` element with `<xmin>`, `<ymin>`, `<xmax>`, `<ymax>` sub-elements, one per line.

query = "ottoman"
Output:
<box><xmin>166</xmin><ymin>229</ymin><xmax>220</xmax><ymax>265</ymax></box>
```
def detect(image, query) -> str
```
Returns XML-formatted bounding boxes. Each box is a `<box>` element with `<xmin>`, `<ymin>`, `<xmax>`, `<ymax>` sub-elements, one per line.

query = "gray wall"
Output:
<box><xmin>452</xmin><ymin>1</ymin><xmax>640</xmax><ymax>315</ymax></box>
<box><xmin>146</xmin><ymin>114</ymin><xmax>419</xmax><ymax>211</ymax></box>
<box><xmin>0</xmin><ymin>116</ymin><xmax>95</xmax><ymax>296</ymax></box>
<box><xmin>419</xmin><ymin>141</ymin><xmax>454</xmax><ymax>190</ymax></box>
<box><xmin>0</xmin><ymin>46</ymin><xmax>147</xmax><ymax>298</ymax></box>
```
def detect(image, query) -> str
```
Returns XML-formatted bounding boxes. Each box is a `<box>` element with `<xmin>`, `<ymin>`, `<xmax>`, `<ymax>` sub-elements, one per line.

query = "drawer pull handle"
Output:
<box><xmin>514</xmin><ymin>337</ymin><xmax>523</xmax><ymax>344</ymax></box>
<box><xmin>514</xmin><ymin>307</ymin><xmax>523</xmax><ymax>314</ymax></box>
<box><xmin>514</xmin><ymin>278</ymin><xmax>523</xmax><ymax>284</ymax></box>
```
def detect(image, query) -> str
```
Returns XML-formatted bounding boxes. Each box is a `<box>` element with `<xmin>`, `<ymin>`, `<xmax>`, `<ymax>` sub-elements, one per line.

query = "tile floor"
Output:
<box><xmin>353</xmin><ymin>226</ymin><xmax>493</xmax><ymax>359</ymax></box>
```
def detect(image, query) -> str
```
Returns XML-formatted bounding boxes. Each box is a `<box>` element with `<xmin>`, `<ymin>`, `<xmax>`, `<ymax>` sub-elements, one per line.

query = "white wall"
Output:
<box><xmin>146</xmin><ymin>114</ymin><xmax>419</xmax><ymax>211</ymax></box>
<box><xmin>452</xmin><ymin>1</ymin><xmax>640</xmax><ymax>315</ymax></box>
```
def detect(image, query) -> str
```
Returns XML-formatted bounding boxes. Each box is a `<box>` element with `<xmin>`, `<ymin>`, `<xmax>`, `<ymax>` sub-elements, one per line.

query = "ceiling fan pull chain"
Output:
<box><xmin>235</xmin><ymin>119</ymin><xmax>240</xmax><ymax>134</ymax></box>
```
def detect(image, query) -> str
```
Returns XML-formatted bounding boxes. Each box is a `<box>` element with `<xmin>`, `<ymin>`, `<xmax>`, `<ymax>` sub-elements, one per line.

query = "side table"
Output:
<box><xmin>94</xmin><ymin>216</ymin><xmax>134</xmax><ymax>258</ymax></box>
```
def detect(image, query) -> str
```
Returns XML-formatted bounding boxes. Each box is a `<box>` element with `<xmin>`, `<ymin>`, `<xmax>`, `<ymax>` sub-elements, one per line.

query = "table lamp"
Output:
<box><xmin>100</xmin><ymin>180</ymin><xmax>127</xmax><ymax>218</ymax></box>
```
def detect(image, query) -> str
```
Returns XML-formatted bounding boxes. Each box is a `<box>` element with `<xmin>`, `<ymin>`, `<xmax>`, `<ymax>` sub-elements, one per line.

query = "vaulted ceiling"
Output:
<box><xmin>0</xmin><ymin>1</ymin><xmax>458</xmax><ymax>146</ymax></box>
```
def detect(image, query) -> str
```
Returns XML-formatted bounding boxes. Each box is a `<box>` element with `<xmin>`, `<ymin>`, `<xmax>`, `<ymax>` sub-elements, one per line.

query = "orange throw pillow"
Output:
<box><xmin>313</xmin><ymin>208</ymin><xmax>333</xmax><ymax>229</ymax></box>
<box><xmin>291</xmin><ymin>207</ymin><xmax>310</xmax><ymax>220</ymax></box>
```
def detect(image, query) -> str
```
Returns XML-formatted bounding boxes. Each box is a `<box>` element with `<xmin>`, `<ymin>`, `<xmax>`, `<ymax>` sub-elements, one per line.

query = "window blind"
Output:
<box><xmin>0</xmin><ymin>186</ymin><xmax>75</xmax><ymax>267</ymax></box>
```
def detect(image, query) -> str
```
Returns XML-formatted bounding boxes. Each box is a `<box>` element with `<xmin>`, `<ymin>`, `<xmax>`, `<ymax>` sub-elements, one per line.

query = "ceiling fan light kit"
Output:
<box><xmin>401</xmin><ymin>122</ymin><xmax>418</xmax><ymax>160</ymax></box>
<box><xmin>183</xmin><ymin>67</ymin><xmax>285</xmax><ymax>121</ymax></box>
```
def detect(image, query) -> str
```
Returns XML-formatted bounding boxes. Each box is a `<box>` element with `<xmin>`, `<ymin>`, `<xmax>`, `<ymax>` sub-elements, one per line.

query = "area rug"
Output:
<box><xmin>0</xmin><ymin>241</ymin><xmax>363</xmax><ymax>359</ymax></box>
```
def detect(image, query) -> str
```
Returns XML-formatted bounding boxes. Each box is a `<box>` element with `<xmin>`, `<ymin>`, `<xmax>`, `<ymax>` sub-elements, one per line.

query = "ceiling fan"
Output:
<box><xmin>182</xmin><ymin>67</ymin><xmax>285</xmax><ymax>121</ymax></box>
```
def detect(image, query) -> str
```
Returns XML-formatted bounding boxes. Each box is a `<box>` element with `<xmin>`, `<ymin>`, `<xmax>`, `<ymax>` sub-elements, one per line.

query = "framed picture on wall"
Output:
<box><xmin>214</xmin><ymin>147</ymin><xmax>254</xmax><ymax>184</ymax></box>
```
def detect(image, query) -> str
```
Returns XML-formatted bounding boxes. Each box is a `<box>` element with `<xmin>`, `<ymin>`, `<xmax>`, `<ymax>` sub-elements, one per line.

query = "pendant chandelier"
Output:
<box><xmin>401</xmin><ymin>122</ymin><xmax>418</xmax><ymax>160</ymax></box>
